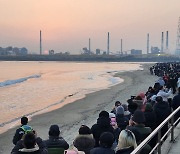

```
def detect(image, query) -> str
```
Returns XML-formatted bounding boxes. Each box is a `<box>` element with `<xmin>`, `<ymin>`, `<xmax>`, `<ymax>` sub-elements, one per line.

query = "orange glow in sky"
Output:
<box><xmin>0</xmin><ymin>0</ymin><xmax>180</xmax><ymax>54</ymax></box>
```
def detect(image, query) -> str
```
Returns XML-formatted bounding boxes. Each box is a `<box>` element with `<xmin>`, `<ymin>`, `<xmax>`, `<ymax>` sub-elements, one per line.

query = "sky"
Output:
<box><xmin>0</xmin><ymin>0</ymin><xmax>180</xmax><ymax>54</ymax></box>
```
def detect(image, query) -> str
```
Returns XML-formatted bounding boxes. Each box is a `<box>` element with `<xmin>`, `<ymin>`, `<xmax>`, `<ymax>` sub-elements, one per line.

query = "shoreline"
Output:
<box><xmin>0</xmin><ymin>63</ymin><xmax>157</xmax><ymax>153</ymax></box>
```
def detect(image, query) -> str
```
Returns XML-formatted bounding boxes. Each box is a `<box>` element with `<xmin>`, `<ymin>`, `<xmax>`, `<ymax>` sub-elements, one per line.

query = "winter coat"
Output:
<box><xmin>73</xmin><ymin>134</ymin><xmax>95</xmax><ymax>154</ymax></box>
<box><xmin>11</xmin><ymin>137</ymin><xmax>47</xmax><ymax>154</ymax></box>
<box><xmin>116</xmin><ymin>114</ymin><xmax>129</xmax><ymax>130</ymax></box>
<box><xmin>153</xmin><ymin>101</ymin><xmax>171</xmax><ymax>139</ymax></box>
<box><xmin>91</xmin><ymin>117</ymin><xmax>114</xmax><ymax>147</ymax></box>
<box><xmin>116</xmin><ymin>146</ymin><xmax>134</xmax><ymax>154</ymax></box>
<box><xmin>157</xmin><ymin>89</ymin><xmax>172</xmax><ymax>102</ymax></box>
<box><xmin>144</xmin><ymin>111</ymin><xmax>157</xmax><ymax>130</ymax></box>
<box><xmin>44</xmin><ymin>136</ymin><xmax>69</xmax><ymax>150</ymax></box>
<box><xmin>153</xmin><ymin>101</ymin><xmax>171</xmax><ymax>126</ymax></box>
<box><xmin>90</xmin><ymin>147</ymin><xmax>115</xmax><ymax>154</ymax></box>
<box><xmin>126</xmin><ymin>124</ymin><xmax>152</xmax><ymax>144</ymax></box>
<box><xmin>12</xmin><ymin>125</ymin><xmax>32</xmax><ymax>145</ymax></box>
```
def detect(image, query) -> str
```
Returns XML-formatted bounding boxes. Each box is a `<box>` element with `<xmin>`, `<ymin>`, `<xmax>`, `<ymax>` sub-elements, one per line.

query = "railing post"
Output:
<box><xmin>158</xmin><ymin>130</ymin><xmax>161</xmax><ymax>154</ymax></box>
<box><xmin>171</xmin><ymin>116</ymin><xmax>174</xmax><ymax>142</ymax></box>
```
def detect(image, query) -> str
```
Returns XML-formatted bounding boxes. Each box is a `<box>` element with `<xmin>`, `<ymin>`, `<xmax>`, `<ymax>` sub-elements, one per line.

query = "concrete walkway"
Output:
<box><xmin>168</xmin><ymin>126</ymin><xmax>180</xmax><ymax>154</ymax></box>
<box><xmin>162</xmin><ymin>123</ymin><xmax>180</xmax><ymax>154</ymax></box>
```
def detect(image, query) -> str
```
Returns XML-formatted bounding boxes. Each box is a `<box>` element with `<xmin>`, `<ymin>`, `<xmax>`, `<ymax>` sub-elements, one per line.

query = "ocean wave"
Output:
<box><xmin>0</xmin><ymin>74</ymin><xmax>41</xmax><ymax>87</ymax></box>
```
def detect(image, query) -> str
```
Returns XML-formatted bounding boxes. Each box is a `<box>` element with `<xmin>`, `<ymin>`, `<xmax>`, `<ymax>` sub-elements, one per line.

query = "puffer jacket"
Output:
<box><xmin>91</xmin><ymin>117</ymin><xmax>114</xmax><ymax>147</ymax></box>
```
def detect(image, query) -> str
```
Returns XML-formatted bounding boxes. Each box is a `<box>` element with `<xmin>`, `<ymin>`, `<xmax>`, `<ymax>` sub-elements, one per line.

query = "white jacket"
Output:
<box><xmin>157</xmin><ymin>89</ymin><xmax>172</xmax><ymax>102</ymax></box>
<box><xmin>177</xmin><ymin>78</ymin><xmax>180</xmax><ymax>88</ymax></box>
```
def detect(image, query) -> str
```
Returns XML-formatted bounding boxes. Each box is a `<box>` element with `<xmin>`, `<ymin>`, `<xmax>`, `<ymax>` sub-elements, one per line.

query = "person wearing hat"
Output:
<box><xmin>115</xmin><ymin>106</ymin><xmax>129</xmax><ymax>130</ymax></box>
<box><xmin>122</xmin><ymin>104</ymin><xmax>131</xmax><ymax>120</ymax></box>
<box><xmin>126</xmin><ymin>110</ymin><xmax>152</xmax><ymax>154</ymax></box>
<box><xmin>144</xmin><ymin>103</ymin><xmax>157</xmax><ymax>131</ymax></box>
<box><xmin>73</xmin><ymin>125</ymin><xmax>95</xmax><ymax>154</ymax></box>
<box><xmin>44</xmin><ymin>125</ymin><xmax>69</xmax><ymax>150</ymax></box>
<box><xmin>126</xmin><ymin>110</ymin><xmax>152</xmax><ymax>144</ymax></box>
<box><xmin>153</xmin><ymin>96</ymin><xmax>171</xmax><ymax>141</ymax></box>
<box><xmin>91</xmin><ymin>111</ymin><xmax>114</xmax><ymax>147</ymax></box>
<box><xmin>90</xmin><ymin>132</ymin><xmax>115</xmax><ymax>154</ymax></box>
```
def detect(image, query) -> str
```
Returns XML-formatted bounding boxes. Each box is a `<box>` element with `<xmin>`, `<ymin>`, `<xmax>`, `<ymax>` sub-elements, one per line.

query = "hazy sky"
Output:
<box><xmin>0</xmin><ymin>0</ymin><xmax>180</xmax><ymax>54</ymax></box>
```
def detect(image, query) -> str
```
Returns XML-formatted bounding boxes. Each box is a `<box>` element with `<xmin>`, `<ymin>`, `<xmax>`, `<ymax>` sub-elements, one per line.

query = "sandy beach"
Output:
<box><xmin>0</xmin><ymin>63</ymin><xmax>157</xmax><ymax>154</ymax></box>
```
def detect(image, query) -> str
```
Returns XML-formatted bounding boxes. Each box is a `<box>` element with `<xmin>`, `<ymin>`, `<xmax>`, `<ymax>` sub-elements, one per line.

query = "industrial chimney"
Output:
<box><xmin>40</xmin><ymin>30</ymin><xmax>42</xmax><ymax>55</ymax></box>
<box><xmin>147</xmin><ymin>33</ymin><xmax>149</xmax><ymax>54</ymax></box>
<box><xmin>161</xmin><ymin>32</ymin><xmax>164</xmax><ymax>53</ymax></box>
<box><xmin>107</xmin><ymin>32</ymin><xmax>110</xmax><ymax>55</ymax></box>
<box><xmin>166</xmin><ymin>31</ymin><xmax>168</xmax><ymax>50</ymax></box>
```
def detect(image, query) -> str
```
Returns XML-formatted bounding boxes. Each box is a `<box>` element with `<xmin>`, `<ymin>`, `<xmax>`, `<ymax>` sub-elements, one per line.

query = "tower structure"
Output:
<box><xmin>176</xmin><ymin>17</ymin><xmax>180</xmax><ymax>55</ymax></box>
<box><xmin>40</xmin><ymin>30</ymin><xmax>42</xmax><ymax>55</ymax></box>
<box><xmin>89</xmin><ymin>38</ymin><xmax>91</xmax><ymax>53</ymax></box>
<box><xmin>166</xmin><ymin>31</ymin><xmax>169</xmax><ymax>51</ymax></box>
<box><xmin>147</xmin><ymin>33</ymin><xmax>149</xmax><ymax>54</ymax></box>
<box><xmin>161</xmin><ymin>32</ymin><xmax>164</xmax><ymax>53</ymax></box>
<box><xmin>107</xmin><ymin>32</ymin><xmax>110</xmax><ymax>55</ymax></box>
<box><xmin>121</xmin><ymin>39</ymin><xmax>123</xmax><ymax>53</ymax></box>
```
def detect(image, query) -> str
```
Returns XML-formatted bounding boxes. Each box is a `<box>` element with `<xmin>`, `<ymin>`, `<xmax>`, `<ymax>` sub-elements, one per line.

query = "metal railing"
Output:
<box><xmin>131</xmin><ymin>106</ymin><xmax>180</xmax><ymax>154</ymax></box>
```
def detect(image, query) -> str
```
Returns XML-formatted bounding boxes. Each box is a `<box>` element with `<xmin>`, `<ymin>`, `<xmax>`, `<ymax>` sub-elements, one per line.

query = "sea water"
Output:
<box><xmin>0</xmin><ymin>61</ymin><xmax>142</xmax><ymax>133</ymax></box>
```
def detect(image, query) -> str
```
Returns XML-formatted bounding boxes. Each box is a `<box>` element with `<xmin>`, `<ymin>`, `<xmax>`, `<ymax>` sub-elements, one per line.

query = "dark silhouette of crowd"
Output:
<box><xmin>11</xmin><ymin>62</ymin><xmax>180</xmax><ymax>154</ymax></box>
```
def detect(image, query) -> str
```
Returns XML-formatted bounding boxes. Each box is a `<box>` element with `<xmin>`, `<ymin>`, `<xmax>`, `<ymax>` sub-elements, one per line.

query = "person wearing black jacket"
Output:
<box><xmin>44</xmin><ymin>125</ymin><xmax>69</xmax><ymax>150</ymax></box>
<box><xmin>91</xmin><ymin>111</ymin><xmax>114</xmax><ymax>147</ymax></box>
<box><xmin>115</xmin><ymin>106</ymin><xmax>129</xmax><ymax>130</ymax></box>
<box><xmin>13</xmin><ymin>116</ymin><xmax>33</xmax><ymax>145</ymax></box>
<box><xmin>153</xmin><ymin>96</ymin><xmax>171</xmax><ymax>140</ymax></box>
<box><xmin>144</xmin><ymin>103</ymin><xmax>157</xmax><ymax>131</ymax></box>
<box><xmin>90</xmin><ymin>132</ymin><xmax>115</xmax><ymax>154</ymax></box>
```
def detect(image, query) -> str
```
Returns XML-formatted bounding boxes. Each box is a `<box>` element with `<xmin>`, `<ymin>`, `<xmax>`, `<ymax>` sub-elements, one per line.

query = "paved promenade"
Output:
<box><xmin>162</xmin><ymin>123</ymin><xmax>180</xmax><ymax>154</ymax></box>
<box><xmin>168</xmin><ymin>126</ymin><xmax>180</xmax><ymax>154</ymax></box>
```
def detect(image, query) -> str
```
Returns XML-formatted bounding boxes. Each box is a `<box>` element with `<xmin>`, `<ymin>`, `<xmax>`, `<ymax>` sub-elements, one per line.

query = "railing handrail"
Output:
<box><xmin>131</xmin><ymin>106</ymin><xmax>180</xmax><ymax>154</ymax></box>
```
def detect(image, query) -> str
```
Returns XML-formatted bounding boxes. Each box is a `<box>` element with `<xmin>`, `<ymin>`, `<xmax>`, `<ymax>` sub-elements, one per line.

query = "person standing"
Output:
<box><xmin>13</xmin><ymin>116</ymin><xmax>33</xmax><ymax>145</ymax></box>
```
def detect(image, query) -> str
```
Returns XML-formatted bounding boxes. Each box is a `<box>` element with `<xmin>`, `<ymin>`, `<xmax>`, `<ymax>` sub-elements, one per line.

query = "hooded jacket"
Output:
<box><xmin>153</xmin><ymin>101</ymin><xmax>171</xmax><ymax>125</ymax></box>
<box><xmin>115</xmin><ymin>114</ymin><xmax>129</xmax><ymax>130</ymax></box>
<box><xmin>91</xmin><ymin>117</ymin><xmax>114</xmax><ymax>147</ymax></box>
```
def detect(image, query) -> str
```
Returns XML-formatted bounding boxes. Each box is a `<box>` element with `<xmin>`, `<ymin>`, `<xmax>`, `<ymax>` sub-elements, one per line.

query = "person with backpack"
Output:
<box><xmin>13</xmin><ymin>116</ymin><xmax>33</xmax><ymax>145</ymax></box>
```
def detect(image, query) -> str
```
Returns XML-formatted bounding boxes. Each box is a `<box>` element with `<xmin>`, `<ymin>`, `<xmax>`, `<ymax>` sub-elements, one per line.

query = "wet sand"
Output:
<box><xmin>0</xmin><ymin>63</ymin><xmax>157</xmax><ymax>153</ymax></box>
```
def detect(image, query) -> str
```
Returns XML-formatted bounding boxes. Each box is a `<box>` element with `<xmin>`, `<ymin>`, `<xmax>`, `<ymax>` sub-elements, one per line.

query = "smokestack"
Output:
<box><xmin>40</xmin><ymin>30</ymin><xmax>42</xmax><ymax>55</ymax></box>
<box><xmin>161</xmin><ymin>32</ymin><xmax>164</xmax><ymax>53</ymax></box>
<box><xmin>107</xmin><ymin>32</ymin><xmax>109</xmax><ymax>55</ymax></box>
<box><xmin>121</xmin><ymin>39</ymin><xmax>123</xmax><ymax>53</ymax></box>
<box><xmin>89</xmin><ymin>38</ymin><xmax>91</xmax><ymax>53</ymax></box>
<box><xmin>166</xmin><ymin>31</ymin><xmax>168</xmax><ymax>50</ymax></box>
<box><xmin>147</xmin><ymin>33</ymin><xmax>149</xmax><ymax>54</ymax></box>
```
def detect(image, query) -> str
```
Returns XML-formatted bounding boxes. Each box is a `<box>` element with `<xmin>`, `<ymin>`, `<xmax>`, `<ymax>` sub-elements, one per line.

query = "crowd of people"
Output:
<box><xmin>11</xmin><ymin>62</ymin><xmax>180</xmax><ymax>154</ymax></box>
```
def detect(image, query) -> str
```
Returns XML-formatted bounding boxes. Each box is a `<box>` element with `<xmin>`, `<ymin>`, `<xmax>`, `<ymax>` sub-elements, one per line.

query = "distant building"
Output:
<box><xmin>49</xmin><ymin>50</ymin><xmax>55</xmax><ymax>55</ymax></box>
<box><xmin>82</xmin><ymin>47</ymin><xmax>91</xmax><ymax>55</ymax></box>
<box><xmin>131</xmin><ymin>49</ymin><xmax>142</xmax><ymax>55</ymax></box>
<box><xmin>96</xmin><ymin>49</ymin><xmax>100</xmax><ymax>55</ymax></box>
<box><xmin>151</xmin><ymin>47</ymin><xmax>160</xmax><ymax>54</ymax></box>
<box><xmin>20</xmin><ymin>47</ymin><xmax>28</xmax><ymax>55</ymax></box>
<box><xmin>0</xmin><ymin>46</ymin><xmax>28</xmax><ymax>55</ymax></box>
